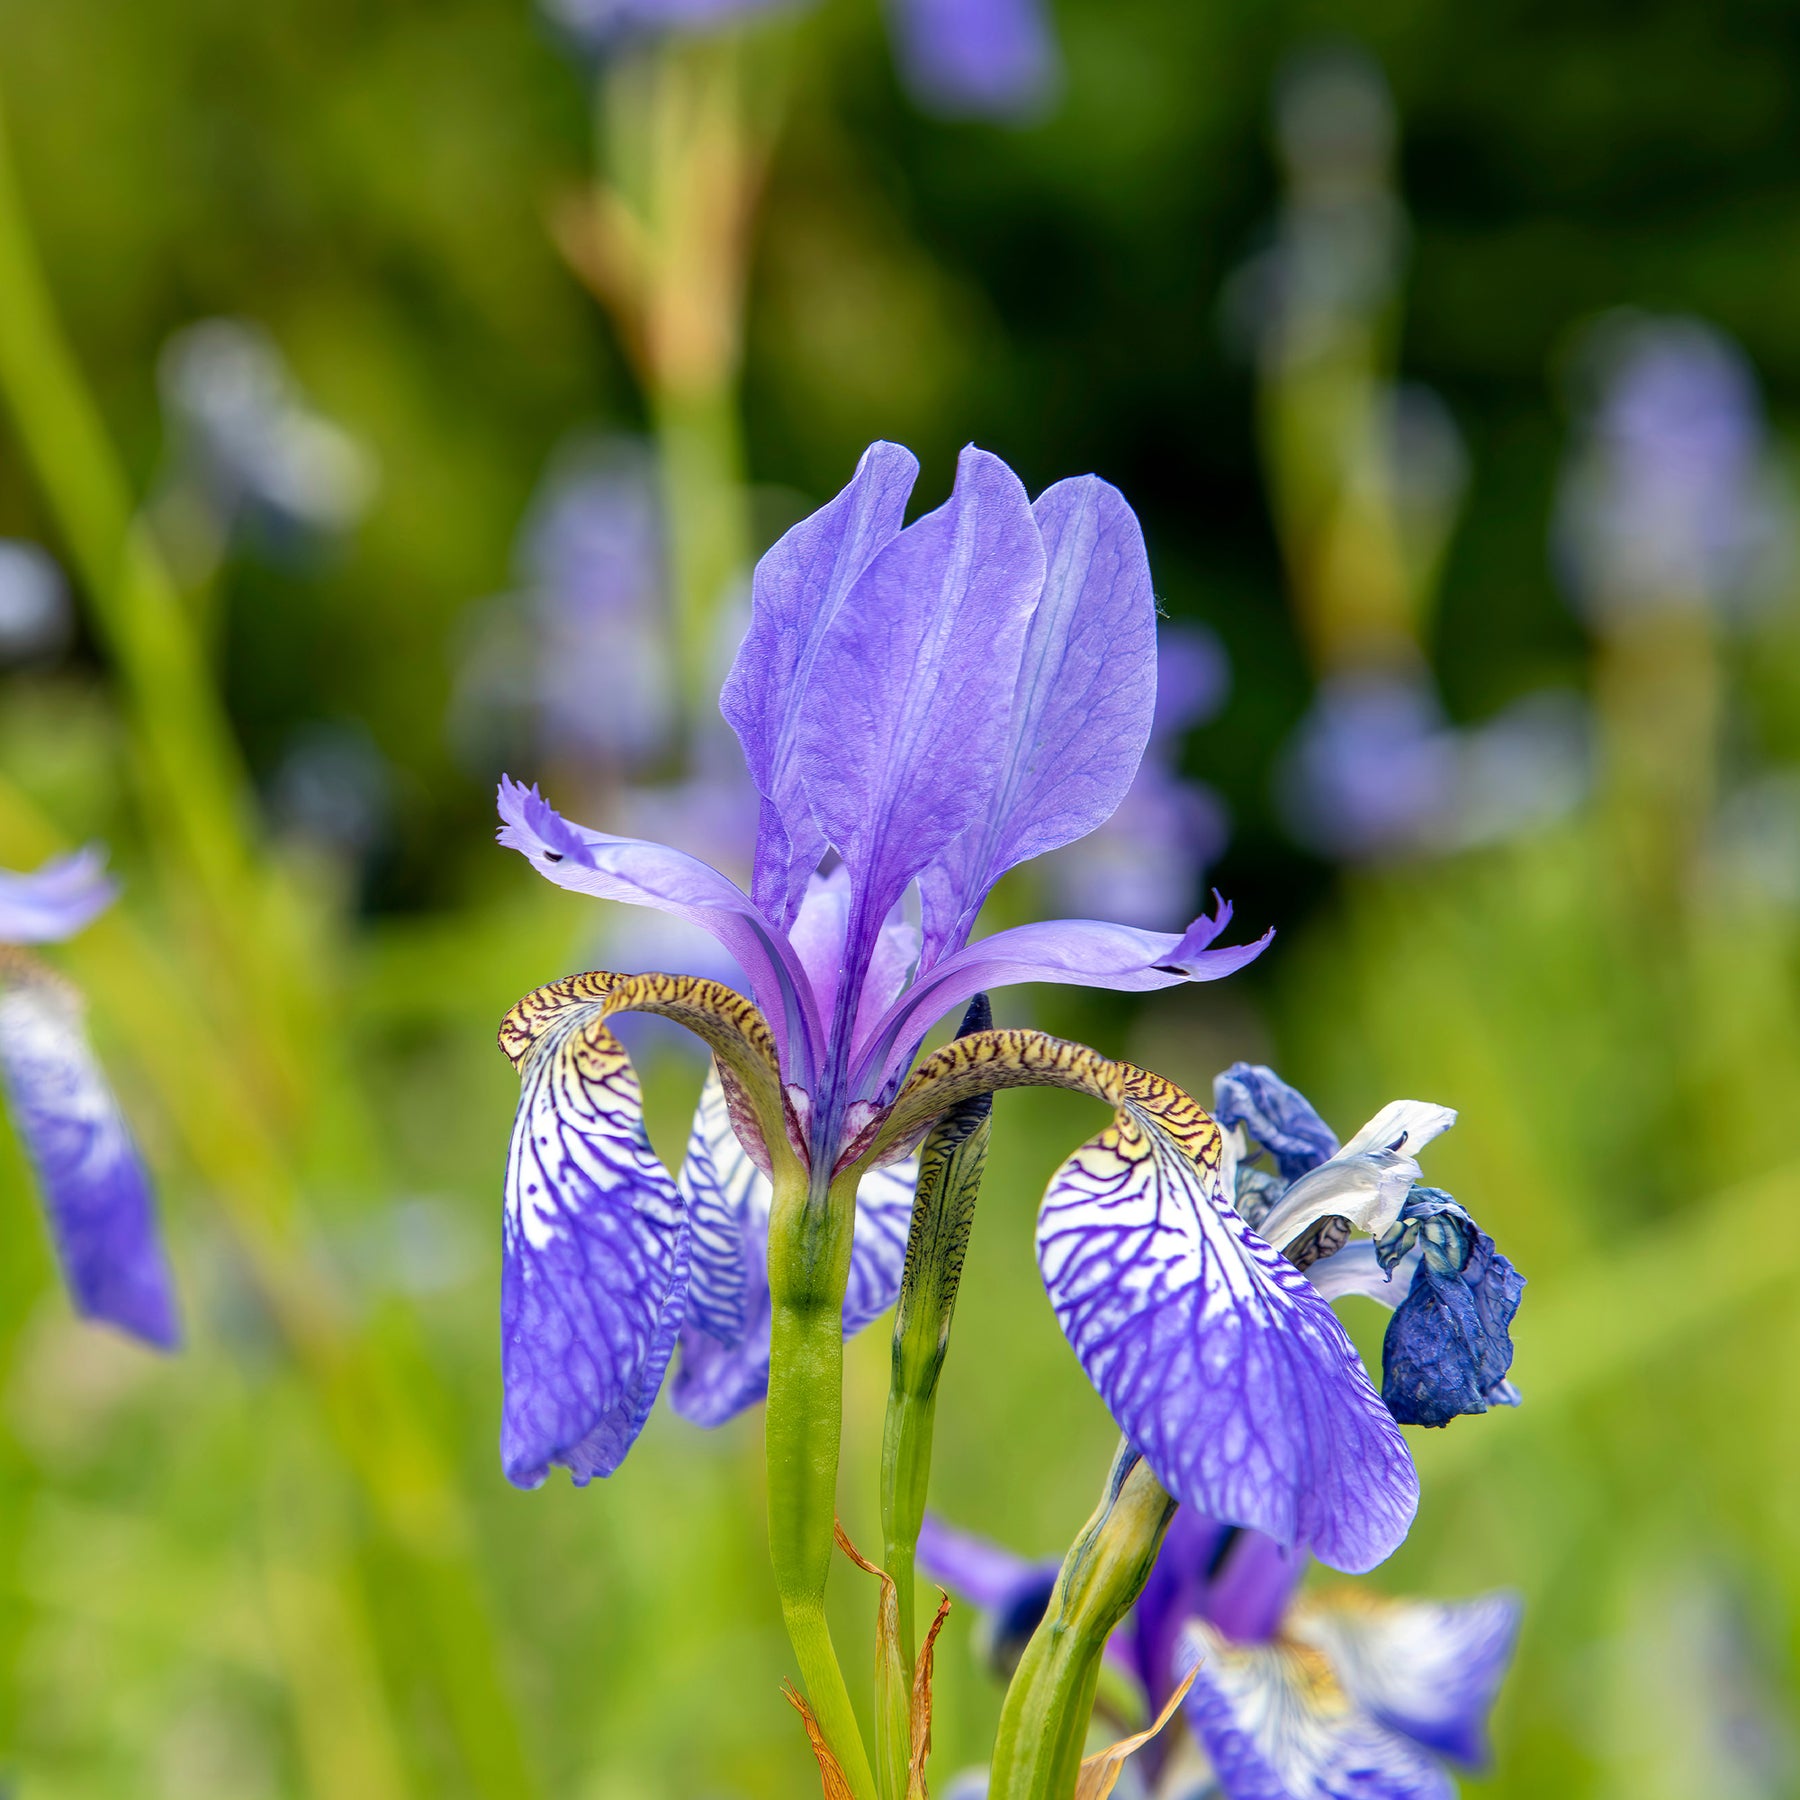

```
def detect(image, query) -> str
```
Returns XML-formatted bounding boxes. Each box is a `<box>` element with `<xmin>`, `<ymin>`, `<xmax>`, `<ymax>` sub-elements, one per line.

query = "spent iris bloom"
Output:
<box><xmin>924</xmin><ymin>1506</ymin><xmax>1520</xmax><ymax>1800</ymax></box>
<box><xmin>496</xmin><ymin>441</ymin><xmax>1427</xmax><ymax>1573</ymax></box>
<box><xmin>542</xmin><ymin>0</ymin><xmax>1058</xmax><ymax>122</ymax></box>
<box><xmin>1213</xmin><ymin>1062</ymin><xmax>1524</xmax><ymax>1430</ymax></box>
<box><xmin>0</xmin><ymin>850</ymin><xmax>178</xmax><ymax>1348</ymax></box>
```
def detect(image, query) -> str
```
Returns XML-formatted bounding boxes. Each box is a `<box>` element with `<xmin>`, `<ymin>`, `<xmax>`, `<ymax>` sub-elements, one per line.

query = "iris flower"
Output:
<box><xmin>496</xmin><ymin>441</ymin><xmax>1435</xmax><ymax>1578</ymax></box>
<box><xmin>544</xmin><ymin>0</ymin><xmax>1059</xmax><ymax>122</ymax></box>
<box><xmin>1212</xmin><ymin>1062</ymin><xmax>1525</xmax><ymax>1429</ymax></box>
<box><xmin>0</xmin><ymin>849</ymin><xmax>178</xmax><ymax>1347</ymax></box>
<box><xmin>923</xmin><ymin>1505</ymin><xmax>1519</xmax><ymax>1800</ymax></box>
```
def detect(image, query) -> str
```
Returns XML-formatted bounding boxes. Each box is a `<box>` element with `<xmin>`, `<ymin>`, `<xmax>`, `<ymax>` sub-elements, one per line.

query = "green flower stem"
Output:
<box><xmin>987</xmin><ymin>1444</ymin><xmax>1178</xmax><ymax>1800</ymax></box>
<box><xmin>767</xmin><ymin>1161</ymin><xmax>878</xmax><ymax>1800</ymax></box>
<box><xmin>881</xmin><ymin>1078</ymin><xmax>993</xmax><ymax>1664</ymax></box>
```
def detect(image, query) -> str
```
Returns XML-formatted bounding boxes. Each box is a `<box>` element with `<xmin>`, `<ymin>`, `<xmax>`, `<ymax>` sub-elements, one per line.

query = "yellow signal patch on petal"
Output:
<box><xmin>499</xmin><ymin>969</ymin><xmax>789</xmax><ymax>1173</ymax></box>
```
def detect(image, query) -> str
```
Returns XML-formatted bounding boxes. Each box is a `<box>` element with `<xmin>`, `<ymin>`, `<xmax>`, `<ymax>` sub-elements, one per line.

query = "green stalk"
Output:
<box><xmin>766</xmin><ymin>1161</ymin><xmax>878</xmax><ymax>1800</ymax></box>
<box><xmin>881</xmin><ymin>995</ymin><xmax>994</xmax><ymax>1669</ymax></box>
<box><xmin>876</xmin><ymin>1085</ymin><xmax>990</xmax><ymax>1800</ymax></box>
<box><xmin>987</xmin><ymin>1444</ymin><xmax>1178</xmax><ymax>1800</ymax></box>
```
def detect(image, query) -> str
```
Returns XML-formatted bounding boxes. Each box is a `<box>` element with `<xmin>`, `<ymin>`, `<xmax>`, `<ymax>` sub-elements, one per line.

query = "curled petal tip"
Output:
<box><xmin>1156</xmin><ymin>897</ymin><xmax>1274</xmax><ymax>979</ymax></box>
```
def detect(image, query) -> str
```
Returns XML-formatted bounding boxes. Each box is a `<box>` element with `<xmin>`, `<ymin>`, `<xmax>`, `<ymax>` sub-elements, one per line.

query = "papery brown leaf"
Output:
<box><xmin>905</xmin><ymin>1590</ymin><xmax>953</xmax><ymax>1800</ymax></box>
<box><xmin>784</xmin><ymin>1683</ymin><xmax>856</xmax><ymax>1800</ymax></box>
<box><xmin>836</xmin><ymin>1520</ymin><xmax>910</xmax><ymax>1797</ymax></box>
<box><xmin>1072</xmin><ymin>1659</ymin><xmax>1201</xmax><ymax>1800</ymax></box>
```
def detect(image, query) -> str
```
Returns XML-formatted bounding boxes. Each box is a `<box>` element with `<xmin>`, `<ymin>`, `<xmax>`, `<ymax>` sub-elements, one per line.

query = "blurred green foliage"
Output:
<box><xmin>2</xmin><ymin>0</ymin><xmax>1799</xmax><ymax>1795</ymax></box>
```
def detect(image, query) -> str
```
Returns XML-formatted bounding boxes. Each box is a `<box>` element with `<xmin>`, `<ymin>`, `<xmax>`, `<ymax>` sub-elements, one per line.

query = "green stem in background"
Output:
<box><xmin>987</xmin><ymin>1443</ymin><xmax>1178</xmax><ymax>1800</ymax></box>
<box><xmin>0</xmin><ymin>99</ymin><xmax>539</xmax><ymax>1800</ymax></box>
<box><xmin>881</xmin><ymin>995</ymin><xmax>995</xmax><ymax>1668</ymax></box>
<box><xmin>766</xmin><ymin>1161</ymin><xmax>878</xmax><ymax>1800</ymax></box>
<box><xmin>569</xmin><ymin>35</ymin><xmax>782</xmax><ymax>711</ymax></box>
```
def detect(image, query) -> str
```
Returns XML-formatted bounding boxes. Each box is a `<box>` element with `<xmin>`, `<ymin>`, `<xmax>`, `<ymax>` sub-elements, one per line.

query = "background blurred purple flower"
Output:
<box><xmin>158</xmin><ymin>318</ymin><xmax>378</xmax><ymax>562</ymax></box>
<box><xmin>1279</xmin><ymin>669</ymin><xmax>1591</xmax><ymax>863</ymax></box>
<box><xmin>524</xmin><ymin>440</ymin><xmax>679</xmax><ymax>773</ymax></box>
<box><xmin>451</xmin><ymin>439</ymin><xmax>679</xmax><ymax>784</ymax></box>
<box><xmin>1046</xmin><ymin>624</ymin><xmax>1231</xmax><ymax>929</ymax></box>
<box><xmin>544</xmin><ymin>0</ymin><xmax>1059</xmax><ymax>122</ymax></box>
<box><xmin>1555</xmin><ymin>314</ymin><xmax>1794</xmax><ymax>627</ymax></box>
<box><xmin>925</xmin><ymin>1502</ymin><xmax>1520</xmax><ymax>1800</ymax></box>
<box><xmin>0</xmin><ymin>541</ymin><xmax>73</xmax><ymax>666</ymax></box>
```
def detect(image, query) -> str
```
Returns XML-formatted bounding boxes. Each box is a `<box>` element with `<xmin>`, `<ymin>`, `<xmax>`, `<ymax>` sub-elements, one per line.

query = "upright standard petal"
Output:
<box><xmin>670</xmin><ymin>1064</ymin><xmax>918</xmax><ymax>1424</ymax></box>
<box><xmin>878</xmin><ymin>1031</ymin><xmax>1417</xmax><ymax>1573</ymax></box>
<box><xmin>0</xmin><ymin>848</ymin><xmax>117</xmax><ymax>945</ymax></box>
<box><xmin>721</xmin><ymin>441</ymin><xmax>918</xmax><ymax>928</ymax></box>
<box><xmin>1292</xmin><ymin>1588</ymin><xmax>1521</xmax><ymax>1769</ymax></box>
<box><xmin>1214</xmin><ymin>1063</ymin><xmax>1341</xmax><ymax>1184</ymax></box>
<box><xmin>1376</xmin><ymin>1191</ymin><xmax>1524</xmax><ymax>1429</ymax></box>
<box><xmin>887</xmin><ymin>0</ymin><xmax>1060</xmax><ymax>121</ymax></box>
<box><xmin>796</xmin><ymin>446</ymin><xmax>1043</xmax><ymax>948</ymax></box>
<box><xmin>497</xmin><ymin>778</ymin><xmax>820</xmax><ymax>1076</ymax></box>
<box><xmin>919</xmin><ymin>475</ymin><xmax>1157</xmax><ymax>962</ymax></box>
<box><xmin>1177</xmin><ymin>1620</ymin><xmax>1455</xmax><ymax>1800</ymax></box>
<box><xmin>499</xmin><ymin>995</ymin><xmax>688</xmax><ymax>1486</ymax></box>
<box><xmin>0</xmin><ymin>965</ymin><xmax>178</xmax><ymax>1348</ymax></box>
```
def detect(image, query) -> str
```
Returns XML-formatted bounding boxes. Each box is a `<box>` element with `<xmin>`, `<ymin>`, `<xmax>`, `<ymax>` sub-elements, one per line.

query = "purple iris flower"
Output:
<box><xmin>495</xmin><ymin>442</ymin><xmax>1427</xmax><ymax>1574</ymax></box>
<box><xmin>0</xmin><ymin>849</ymin><xmax>179</xmax><ymax>1349</ymax></box>
<box><xmin>1214</xmin><ymin>1063</ymin><xmax>1524</xmax><ymax>1430</ymax></box>
<box><xmin>543</xmin><ymin>0</ymin><xmax>1058</xmax><ymax>122</ymax></box>
<box><xmin>924</xmin><ymin>1506</ymin><xmax>1519</xmax><ymax>1800</ymax></box>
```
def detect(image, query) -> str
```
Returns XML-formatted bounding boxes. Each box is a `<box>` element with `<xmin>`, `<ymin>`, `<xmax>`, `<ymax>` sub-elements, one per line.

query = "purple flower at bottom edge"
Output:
<box><xmin>926</xmin><ymin>1507</ymin><xmax>1520</xmax><ymax>1800</ymax></box>
<box><xmin>543</xmin><ymin>0</ymin><xmax>1058</xmax><ymax>123</ymax></box>
<box><xmin>493</xmin><ymin>439</ymin><xmax>1423</xmax><ymax>1580</ymax></box>
<box><xmin>0</xmin><ymin>851</ymin><xmax>178</xmax><ymax>1349</ymax></box>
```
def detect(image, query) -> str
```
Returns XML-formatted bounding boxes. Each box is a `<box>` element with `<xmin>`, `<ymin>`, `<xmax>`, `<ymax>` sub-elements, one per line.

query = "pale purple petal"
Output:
<box><xmin>1295</xmin><ymin>1589</ymin><xmax>1522</xmax><ymax>1769</ymax></box>
<box><xmin>855</xmin><ymin>907</ymin><xmax>1272</xmax><ymax>1098</ymax></box>
<box><xmin>919</xmin><ymin>475</ymin><xmax>1157</xmax><ymax>962</ymax></box>
<box><xmin>721</xmin><ymin>441</ymin><xmax>918</xmax><ymax>929</ymax></box>
<box><xmin>496</xmin><ymin>777</ymin><xmax>820</xmax><ymax>1077</ymax></box>
<box><xmin>0</xmin><ymin>973</ymin><xmax>178</xmax><ymax>1348</ymax></box>
<box><xmin>1204</xmin><ymin>1529</ymin><xmax>1306</xmax><ymax>1646</ymax></box>
<box><xmin>670</xmin><ymin>1064</ymin><xmax>918</xmax><ymax>1423</ymax></box>
<box><xmin>796</xmin><ymin>446</ymin><xmax>1043</xmax><ymax>949</ymax></box>
<box><xmin>787</xmin><ymin>866</ymin><xmax>920</xmax><ymax>1062</ymax></box>
<box><xmin>1035</xmin><ymin>1108</ymin><xmax>1417</xmax><ymax>1573</ymax></box>
<box><xmin>1159</xmin><ymin>894</ymin><xmax>1278</xmax><ymax>978</ymax></box>
<box><xmin>1177</xmin><ymin>1620</ymin><xmax>1455</xmax><ymax>1800</ymax></box>
<box><xmin>887</xmin><ymin>0</ymin><xmax>1059</xmax><ymax>121</ymax></box>
<box><xmin>1213</xmin><ymin>1063</ymin><xmax>1341</xmax><ymax>1184</ymax></box>
<box><xmin>501</xmin><ymin>1010</ymin><xmax>687</xmax><ymax>1486</ymax></box>
<box><xmin>0</xmin><ymin>848</ymin><xmax>117</xmax><ymax>945</ymax></box>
